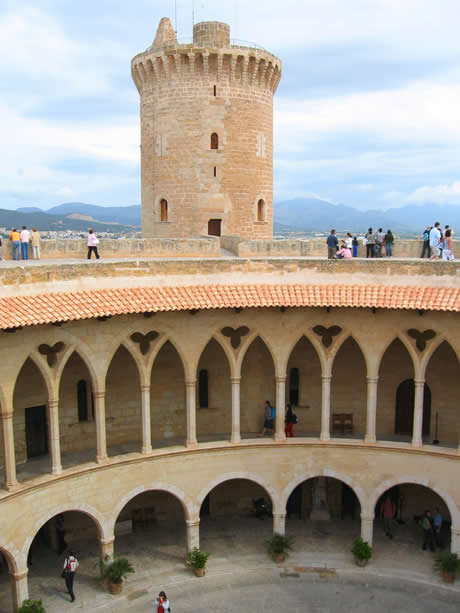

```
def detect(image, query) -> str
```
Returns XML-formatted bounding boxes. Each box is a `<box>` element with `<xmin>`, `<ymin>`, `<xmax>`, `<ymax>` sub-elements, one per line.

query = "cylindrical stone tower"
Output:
<box><xmin>131</xmin><ymin>18</ymin><xmax>282</xmax><ymax>238</ymax></box>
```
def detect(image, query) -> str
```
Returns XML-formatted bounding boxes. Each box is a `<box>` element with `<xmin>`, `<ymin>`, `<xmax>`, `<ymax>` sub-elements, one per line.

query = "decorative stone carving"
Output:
<box><xmin>221</xmin><ymin>326</ymin><xmax>250</xmax><ymax>349</ymax></box>
<box><xmin>131</xmin><ymin>331</ymin><xmax>159</xmax><ymax>355</ymax></box>
<box><xmin>407</xmin><ymin>329</ymin><xmax>436</xmax><ymax>351</ymax></box>
<box><xmin>312</xmin><ymin>325</ymin><xmax>342</xmax><ymax>348</ymax></box>
<box><xmin>38</xmin><ymin>342</ymin><xmax>65</xmax><ymax>367</ymax></box>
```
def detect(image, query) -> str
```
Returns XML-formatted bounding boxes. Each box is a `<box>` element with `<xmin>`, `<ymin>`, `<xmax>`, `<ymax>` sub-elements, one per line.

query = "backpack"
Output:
<box><xmin>423</xmin><ymin>231</ymin><xmax>429</xmax><ymax>242</ymax></box>
<box><xmin>271</xmin><ymin>406</ymin><xmax>276</xmax><ymax>420</ymax></box>
<box><xmin>67</xmin><ymin>557</ymin><xmax>77</xmax><ymax>572</ymax></box>
<box><xmin>292</xmin><ymin>414</ymin><xmax>298</xmax><ymax>424</ymax></box>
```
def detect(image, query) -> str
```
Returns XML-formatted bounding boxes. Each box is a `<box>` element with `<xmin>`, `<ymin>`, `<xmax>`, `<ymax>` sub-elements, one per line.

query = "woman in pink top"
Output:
<box><xmin>87</xmin><ymin>229</ymin><xmax>100</xmax><ymax>260</ymax></box>
<box><xmin>335</xmin><ymin>241</ymin><xmax>352</xmax><ymax>259</ymax></box>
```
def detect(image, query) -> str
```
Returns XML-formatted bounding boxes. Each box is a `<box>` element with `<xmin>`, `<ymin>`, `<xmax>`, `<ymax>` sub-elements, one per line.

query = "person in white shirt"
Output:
<box><xmin>87</xmin><ymin>228</ymin><xmax>100</xmax><ymax>260</ymax></box>
<box><xmin>62</xmin><ymin>551</ymin><xmax>79</xmax><ymax>602</ymax></box>
<box><xmin>429</xmin><ymin>222</ymin><xmax>442</xmax><ymax>260</ymax></box>
<box><xmin>20</xmin><ymin>226</ymin><xmax>30</xmax><ymax>260</ymax></box>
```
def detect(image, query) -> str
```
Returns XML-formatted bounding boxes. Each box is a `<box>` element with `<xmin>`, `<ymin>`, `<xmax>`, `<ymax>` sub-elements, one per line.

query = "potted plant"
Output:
<box><xmin>434</xmin><ymin>552</ymin><xmax>460</xmax><ymax>583</ymax></box>
<box><xmin>351</xmin><ymin>537</ymin><xmax>372</xmax><ymax>567</ymax></box>
<box><xmin>19</xmin><ymin>600</ymin><xmax>46</xmax><ymax>613</ymax></box>
<box><xmin>186</xmin><ymin>547</ymin><xmax>211</xmax><ymax>577</ymax></box>
<box><xmin>102</xmin><ymin>555</ymin><xmax>135</xmax><ymax>594</ymax></box>
<box><xmin>266</xmin><ymin>533</ymin><xmax>293</xmax><ymax>563</ymax></box>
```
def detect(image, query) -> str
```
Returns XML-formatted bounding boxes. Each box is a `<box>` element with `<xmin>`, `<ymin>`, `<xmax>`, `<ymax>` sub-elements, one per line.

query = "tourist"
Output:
<box><xmin>285</xmin><ymin>403</ymin><xmax>296</xmax><ymax>437</ymax></box>
<box><xmin>384</xmin><ymin>229</ymin><xmax>394</xmax><ymax>257</ymax></box>
<box><xmin>20</xmin><ymin>226</ymin><xmax>30</xmax><ymax>260</ymax></box>
<box><xmin>429</xmin><ymin>223</ymin><xmax>442</xmax><ymax>260</ymax></box>
<box><xmin>421</xmin><ymin>510</ymin><xmax>435</xmax><ymax>551</ymax></box>
<box><xmin>352</xmin><ymin>236</ymin><xmax>359</xmax><ymax>257</ymax></box>
<box><xmin>442</xmin><ymin>229</ymin><xmax>454</xmax><ymax>261</ymax></box>
<box><xmin>365</xmin><ymin>228</ymin><xmax>375</xmax><ymax>258</ymax></box>
<box><xmin>345</xmin><ymin>232</ymin><xmax>353</xmax><ymax>250</ymax></box>
<box><xmin>375</xmin><ymin>228</ymin><xmax>385</xmax><ymax>257</ymax></box>
<box><xmin>87</xmin><ymin>229</ymin><xmax>100</xmax><ymax>260</ymax></box>
<box><xmin>326</xmin><ymin>229</ymin><xmax>338</xmax><ymax>259</ymax></box>
<box><xmin>154</xmin><ymin>590</ymin><xmax>171</xmax><ymax>612</ymax></box>
<box><xmin>433</xmin><ymin>507</ymin><xmax>443</xmax><ymax>549</ymax></box>
<box><xmin>335</xmin><ymin>240</ymin><xmax>352</xmax><ymax>259</ymax></box>
<box><xmin>62</xmin><ymin>550</ymin><xmax>79</xmax><ymax>602</ymax></box>
<box><xmin>258</xmin><ymin>400</ymin><xmax>274</xmax><ymax>437</ymax></box>
<box><xmin>382</xmin><ymin>496</ymin><xmax>395</xmax><ymax>539</ymax></box>
<box><xmin>421</xmin><ymin>226</ymin><xmax>431</xmax><ymax>258</ymax></box>
<box><xmin>0</xmin><ymin>236</ymin><xmax>2</xmax><ymax>261</ymax></box>
<box><xmin>9</xmin><ymin>228</ymin><xmax>21</xmax><ymax>260</ymax></box>
<box><xmin>31</xmin><ymin>228</ymin><xmax>41</xmax><ymax>260</ymax></box>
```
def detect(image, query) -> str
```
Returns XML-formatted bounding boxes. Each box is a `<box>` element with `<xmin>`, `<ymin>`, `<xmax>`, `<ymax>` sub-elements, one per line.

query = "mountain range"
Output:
<box><xmin>1</xmin><ymin>199</ymin><xmax>459</xmax><ymax>234</ymax></box>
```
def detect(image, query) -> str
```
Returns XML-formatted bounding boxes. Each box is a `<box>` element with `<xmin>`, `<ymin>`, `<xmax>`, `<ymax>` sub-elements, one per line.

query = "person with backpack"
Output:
<box><xmin>62</xmin><ymin>551</ymin><xmax>79</xmax><ymax>602</ymax></box>
<box><xmin>352</xmin><ymin>236</ymin><xmax>359</xmax><ymax>257</ymax></box>
<box><xmin>285</xmin><ymin>403</ymin><xmax>297</xmax><ymax>437</ymax></box>
<box><xmin>154</xmin><ymin>590</ymin><xmax>171</xmax><ymax>612</ymax></box>
<box><xmin>421</xmin><ymin>226</ymin><xmax>431</xmax><ymax>258</ymax></box>
<box><xmin>258</xmin><ymin>400</ymin><xmax>274</xmax><ymax>437</ymax></box>
<box><xmin>384</xmin><ymin>229</ymin><xmax>394</xmax><ymax>257</ymax></box>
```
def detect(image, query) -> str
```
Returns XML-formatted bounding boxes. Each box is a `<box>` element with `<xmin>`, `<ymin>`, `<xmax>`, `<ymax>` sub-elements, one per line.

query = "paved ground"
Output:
<box><xmin>1</xmin><ymin>517</ymin><xmax>458</xmax><ymax>612</ymax></box>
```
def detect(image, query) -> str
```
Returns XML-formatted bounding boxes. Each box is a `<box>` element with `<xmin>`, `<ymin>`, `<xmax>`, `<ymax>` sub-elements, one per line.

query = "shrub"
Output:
<box><xmin>186</xmin><ymin>547</ymin><xmax>210</xmax><ymax>569</ymax></box>
<box><xmin>351</xmin><ymin>537</ymin><xmax>373</xmax><ymax>561</ymax></box>
<box><xmin>266</xmin><ymin>533</ymin><xmax>294</xmax><ymax>557</ymax></box>
<box><xmin>434</xmin><ymin>552</ymin><xmax>460</xmax><ymax>575</ymax></box>
<box><xmin>19</xmin><ymin>600</ymin><xmax>46</xmax><ymax>613</ymax></box>
<box><xmin>102</xmin><ymin>556</ymin><xmax>135</xmax><ymax>584</ymax></box>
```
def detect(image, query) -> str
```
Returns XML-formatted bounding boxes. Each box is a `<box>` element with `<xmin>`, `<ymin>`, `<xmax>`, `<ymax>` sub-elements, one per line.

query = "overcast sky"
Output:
<box><xmin>1</xmin><ymin>0</ymin><xmax>460</xmax><ymax>211</ymax></box>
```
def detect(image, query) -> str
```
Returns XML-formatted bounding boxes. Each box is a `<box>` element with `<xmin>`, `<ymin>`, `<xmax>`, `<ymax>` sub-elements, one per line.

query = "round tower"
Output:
<box><xmin>131</xmin><ymin>18</ymin><xmax>282</xmax><ymax>238</ymax></box>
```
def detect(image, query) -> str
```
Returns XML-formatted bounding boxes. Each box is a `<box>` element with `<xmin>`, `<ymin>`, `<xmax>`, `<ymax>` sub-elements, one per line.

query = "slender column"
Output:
<box><xmin>94</xmin><ymin>391</ymin><xmax>108</xmax><ymax>463</ymax></box>
<box><xmin>360</xmin><ymin>514</ymin><xmax>374</xmax><ymax>546</ymax></box>
<box><xmin>11</xmin><ymin>569</ymin><xmax>28</xmax><ymax>613</ymax></box>
<box><xmin>320</xmin><ymin>376</ymin><xmax>332</xmax><ymax>441</ymax></box>
<box><xmin>365</xmin><ymin>376</ymin><xmax>378</xmax><ymax>443</ymax></box>
<box><xmin>230</xmin><ymin>377</ymin><xmax>241</xmax><ymax>443</ymax></box>
<box><xmin>185</xmin><ymin>380</ymin><xmax>197</xmax><ymax>448</ymax></box>
<box><xmin>99</xmin><ymin>537</ymin><xmax>115</xmax><ymax>574</ymax></box>
<box><xmin>275</xmin><ymin>376</ymin><xmax>286</xmax><ymax>441</ymax></box>
<box><xmin>47</xmin><ymin>400</ymin><xmax>62</xmax><ymax>474</ymax></box>
<box><xmin>140</xmin><ymin>385</ymin><xmax>152</xmax><ymax>454</ymax></box>
<box><xmin>451</xmin><ymin>529</ymin><xmax>460</xmax><ymax>555</ymax></box>
<box><xmin>1</xmin><ymin>410</ymin><xmax>17</xmax><ymax>490</ymax></box>
<box><xmin>273</xmin><ymin>512</ymin><xmax>286</xmax><ymax>536</ymax></box>
<box><xmin>186</xmin><ymin>519</ymin><xmax>200</xmax><ymax>553</ymax></box>
<box><xmin>412</xmin><ymin>379</ymin><xmax>425</xmax><ymax>447</ymax></box>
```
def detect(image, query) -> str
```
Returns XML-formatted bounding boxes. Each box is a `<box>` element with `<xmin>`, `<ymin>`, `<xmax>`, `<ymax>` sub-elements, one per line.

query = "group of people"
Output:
<box><xmin>258</xmin><ymin>400</ymin><xmax>297</xmax><ymax>438</ymax></box>
<box><xmin>4</xmin><ymin>226</ymin><xmax>41</xmax><ymax>261</ymax></box>
<box><xmin>381</xmin><ymin>497</ymin><xmax>444</xmax><ymax>551</ymax></box>
<box><xmin>327</xmin><ymin>229</ymin><xmax>395</xmax><ymax>259</ymax></box>
<box><xmin>421</xmin><ymin>223</ymin><xmax>455</xmax><ymax>261</ymax></box>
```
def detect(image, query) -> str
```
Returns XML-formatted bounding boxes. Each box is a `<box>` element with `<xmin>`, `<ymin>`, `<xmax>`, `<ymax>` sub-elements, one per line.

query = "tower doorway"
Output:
<box><xmin>395</xmin><ymin>379</ymin><xmax>431</xmax><ymax>436</ymax></box>
<box><xmin>208</xmin><ymin>219</ymin><xmax>222</xmax><ymax>236</ymax></box>
<box><xmin>25</xmin><ymin>405</ymin><xmax>48</xmax><ymax>458</ymax></box>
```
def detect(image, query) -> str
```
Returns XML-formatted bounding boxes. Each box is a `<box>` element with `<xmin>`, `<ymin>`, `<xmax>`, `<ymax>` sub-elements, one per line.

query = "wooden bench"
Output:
<box><xmin>332</xmin><ymin>413</ymin><xmax>353</xmax><ymax>435</ymax></box>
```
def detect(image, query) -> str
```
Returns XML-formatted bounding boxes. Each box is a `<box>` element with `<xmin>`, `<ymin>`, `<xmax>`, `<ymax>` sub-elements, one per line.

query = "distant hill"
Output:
<box><xmin>46</xmin><ymin>203</ymin><xmax>141</xmax><ymax>226</ymax></box>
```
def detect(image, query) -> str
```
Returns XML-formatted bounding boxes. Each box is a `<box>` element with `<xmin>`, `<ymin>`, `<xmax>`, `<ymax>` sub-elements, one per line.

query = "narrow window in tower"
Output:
<box><xmin>199</xmin><ymin>369</ymin><xmax>209</xmax><ymax>408</ymax></box>
<box><xmin>77</xmin><ymin>380</ymin><xmax>89</xmax><ymax>422</ymax></box>
<box><xmin>257</xmin><ymin>199</ymin><xmax>265</xmax><ymax>222</ymax></box>
<box><xmin>289</xmin><ymin>368</ymin><xmax>300</xmax><ymax>406</ymax></box>
<box><xmin>160</xmin><ymin>198</ymin><xmax>168</xmax><ymax>222</ymax></box>
<box><xmin>213</xmin><ymin>166</ymin><xmax>217</xmax><ymax>177</ymax></box>
<box><xmin>213</xmin><ymin>85</ymin><xmax>217</xmax><ymax>96</ymax></box>
<box><xmin>210</xmin><ymin>132</ymin><xmax>218</xmax><ymax>150</ymax></box>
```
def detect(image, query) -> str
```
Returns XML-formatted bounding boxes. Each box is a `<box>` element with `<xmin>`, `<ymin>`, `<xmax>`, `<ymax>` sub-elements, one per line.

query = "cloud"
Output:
<box><xmin>406</xmin><ymin>181</ymin><xmax>460</xmax><ymax>204</ymax></box>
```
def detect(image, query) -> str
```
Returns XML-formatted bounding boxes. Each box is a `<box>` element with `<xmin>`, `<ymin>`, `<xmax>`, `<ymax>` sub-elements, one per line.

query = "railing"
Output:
<box><xmin>144</xmin><ymin>37</ymin><xmax>268</xmax><ymax>53</ymax></box>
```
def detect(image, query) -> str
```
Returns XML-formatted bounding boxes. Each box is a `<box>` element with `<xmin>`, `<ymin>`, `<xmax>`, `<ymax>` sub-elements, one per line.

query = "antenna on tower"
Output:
<box><xmin>174</xmin><ymin>0</ymin><xmax>178</xmax><ymax>34</ymax></box>
<box><xmin>192</xmin><ymin>0</ymin><xmax>195</xmax><ymax>26</ymax></box>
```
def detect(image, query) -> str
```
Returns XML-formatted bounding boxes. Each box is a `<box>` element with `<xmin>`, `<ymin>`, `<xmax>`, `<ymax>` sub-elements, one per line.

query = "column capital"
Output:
<box><xmin>275</xmin><ymin>375</ymin><xmax>287</xmax><ymax>383</ymax></box>
<box><xmin>231</xmin><ymin>377</ymin><xmax>241</xmax><ymax>384</ymax></box>
<box><xmin>0</xmin><ymin>410</ymin><xmax>13</xmax><ymax>420</ymax></box>
<box><xmin>11</xmin><ymin>569</ymin><xmax>28</xmax><ymax>581</ymax></box>
<box><xmin>185</xmin><ymin>379</ymin><xmax>197</xmax><ymax>388</ymax></box>
<box><xmin>100</xmin><ymin>536</ymin><xmax>115</xmax><ymax>546</ymax></box>
<box><xmin>321</xmin><ymin>375</ymin><xmax>332</xmax><ymax>383</ymax></box>
<box><xmin>186</xmin><ymin>519</ymin><xmax>200</xmax><ymax>527</ymax></box>
<box><xmin>366</xmin><ymin>376</ymin><xmax>379</xmax><ymax>384</ymax></box>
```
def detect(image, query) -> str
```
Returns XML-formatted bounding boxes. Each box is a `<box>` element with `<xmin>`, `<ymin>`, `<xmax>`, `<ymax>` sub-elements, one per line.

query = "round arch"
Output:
<box><xmin>371</xmin><ymin>478</ymin><xmax>460</xmax><ymax>527</ymax></box>
<box><xmin>0</xmin><ymin>542</ymin><xmax>21</xmax><ymax>574</ymax></box>
<box><xmin>197</xmin><ymin>471</ymin><xmax>281</xmax><ymax>515</ymax></box>
<box><xmin>110</xmin><ymin>482</ymin><xmax>193</xmax><ymax>532</ymax></box>
<box><xmin>281</xmin><ymin>470</ymin><xmax>367</xmax><ymax>515</ymax></box>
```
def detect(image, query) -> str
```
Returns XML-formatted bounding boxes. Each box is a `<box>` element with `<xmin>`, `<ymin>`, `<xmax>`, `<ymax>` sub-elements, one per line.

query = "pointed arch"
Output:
<box><xmin>236</xmin><ymin>331</ymin><xmax>278</xmax><ymax>376</ymax></box>
<box><xmin>148</xmin><ymin>333</ymin><xmax>190</xmax><ymax>380</ymax></box>
<box><xmin>104</xmin><ymin>339</ymin><xmax>145</xmax><ymax>388</ymax></box>
<box><xmin>329</xmin><ymin>333</ymin><xmax>370</xmax><ymax>377</ymax></box>
<box><xmin>56</xmin><ymin>342</ymin><xmax>100</xmax><ymax>393</ymax></box>
<box><xmin>377</xmin><ymin>333</ymin><xmax>419</xmax><ymax>378</ymax></box>
<box><xmin>285</xmin><ymin>331</ymin><xmax>326</xmax><ymax>376</ymax></box>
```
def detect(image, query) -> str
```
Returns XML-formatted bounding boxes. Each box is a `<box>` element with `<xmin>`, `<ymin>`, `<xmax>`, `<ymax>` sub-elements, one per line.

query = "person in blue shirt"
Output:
<box><xmin>326</xmin><ymin>229</ymin><xmax>338</xmax><ymax>259</ymax></box>
<box><xmin>433</xmin><ymin>507</ymin><xmax>443</xmax><ymax>549</ymax></box>
<box><xmin>258</xmin><ymin>400</ymin><xmax>274</xmax><ymax>437</ymax></box>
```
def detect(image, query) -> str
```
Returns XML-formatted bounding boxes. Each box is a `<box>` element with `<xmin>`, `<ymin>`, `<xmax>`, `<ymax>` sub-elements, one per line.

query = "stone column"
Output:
<box><xmin>11</xmin><ymin>569</ymin><xmax>28</xmax><ymax>613</ymax></box>
<box><xmin>185</xmin><ymin>380</ymin><xmax>197</xmax><ymax>448</ymax></box>
<box><xmin>273</xmin><ymin>512</ymin><xmax>286</xmax><ymax>536</ymax></box>
<box><xmin>186</xmin><ymin>519</ymin><xmax>200</xmax><ymax>552</ymax></box>
<box><xmin>365</xmin><ymin>377</ymin><xmax>378</xmax><ymax>443</ymax></box>
<box><xmin>230</xmin><ymin>377</ymin><xmax>241</xmax><ymax>443</ymax></box>
<box><xmin>275</xmin><ymin>376</ymin><xmax>286</xmax><ymax>441</ymax></box>
<box><xmin>451</xmin><ymin>529</ymin><xmax>460</xmax><ymax>555</ymax></box>
<box><xmin>412</xmin><ymin>379</ymin><xmax>425</xmax><ymax>447</ymax></box>
<box><xmin>47</xmin><ymin>399</ymin><xmax>62</xmax><ymax>474</ymax></box>
<box><xmin>320</xmin><ymin>376</ymin><xmax>332</xmax><ymax>441</ymax></box>
<box><xmin>1</xmin><ymin>410</ymin><xmax>17</xmax><ymax>490</ymax></box>
<box><xmin>99</xmin><ymin>537</ymin><xmax>115</xmax><ymax>574</ymax></box>
<box><xmin>140</xmin><ymin>385</ymin><xmax>152</xmax><ymax>454</ymax></box>
<box><xmin>94</xmin><ymin>391</ymin><xmax>108</xmax><ymax>463</ymax></box>
<box><xmin>360</xmin><ymin>514</ymin><xmax>374</xmax><ymax>546</ymax></box>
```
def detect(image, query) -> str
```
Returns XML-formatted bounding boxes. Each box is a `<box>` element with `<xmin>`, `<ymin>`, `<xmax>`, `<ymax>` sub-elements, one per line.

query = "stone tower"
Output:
<box><xmin>131</xmin><ymin>18</ymin><xmax>282</xmax><ymax>238</ymax></box>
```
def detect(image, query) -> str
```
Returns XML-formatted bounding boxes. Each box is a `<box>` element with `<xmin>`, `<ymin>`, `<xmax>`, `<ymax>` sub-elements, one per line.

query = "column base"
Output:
<box><xmin>3</xmin><ymin>480</ymin><xmax>18</xmax><ymax>492</ymax></box>
<box><xmin>141</xmin><ymin>446</ymin><xmax>153</xmax><ymax>455</ymax></box>
<box><xmin>274</xmin><ymin>433</ymin><xmax>286</xmax><ymax>442</ymax></box>
<box><xmin>320</xmin><ymin>433</ymin><xmax>330</xmax><ymax>441</ymax></box>
<box><xmin>185</xmin><ymin>440</ymin><xmax>198</xmax><ymax>449</ymax></box>
<box><xmin>96</xmin><ymin>455</ymin><xmax>109</xmax><ymax>464</ymax></box>
<box><xmin>51</xmin><ymin>465</ymin><xmax>63</xmax><ymax>475</ymax></box>
<box><xmin>411</xmin><ymin>439</ymin><xmax>423</xmax><ymax>448</ymax></box>
<box><xmin>230</xmin><ymin>434</ymin><xmax>241</xmax><ymax>444</ymax></box>
<box><xmin>364</xmin><ymin>435</ymin><xmax>376</xmax><ymax>444</ymax></box>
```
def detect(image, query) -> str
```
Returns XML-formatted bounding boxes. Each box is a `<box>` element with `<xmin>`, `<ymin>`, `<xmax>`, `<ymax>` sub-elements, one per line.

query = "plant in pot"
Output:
<box><xmin>434</xmin><ymin>552</ymin><xmax>460</xmax><ymax>583</ymax></box>
<box><xmin>19</xmin><ymin>600</ymin><xmax>46</xmax><ymax>613</ymax></box>
<box><xmin>186</xmin><ymin>547</ymin><xmax>211</xmax><ymax>577</ymax></box>
<box><xmin>102</xmin><ymin>555</ymin><xmax>135</xmax><ymax>594</ymax></box>
<box><xmin>266</xmin><ymin>533</ymin><xmax>293</xmax><ymax>563</ymax></box>
<box><xmin>351</xmin><ymin>537</ymin><xmax>372</xmax><ymax>567</ymax></box>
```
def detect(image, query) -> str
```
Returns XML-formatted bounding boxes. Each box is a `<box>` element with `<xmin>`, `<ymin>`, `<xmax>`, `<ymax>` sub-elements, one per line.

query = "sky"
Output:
<box><xmin>1</xmin><ymin>0</ymin><xmax>460</xmax><ymax>211</ymax></box>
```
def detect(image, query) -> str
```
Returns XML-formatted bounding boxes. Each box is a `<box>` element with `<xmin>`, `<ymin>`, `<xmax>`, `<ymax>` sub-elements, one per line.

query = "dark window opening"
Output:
<box><xmin>213</xmin><ymin>166</ymin><xmax>217</xmax><ymax>177</ymax></box>
<box><xmin>199</xmin><ymin>369</ymin><xmax>209</xmax><ymax>408</ymax></box>
<box><xmin>160</xmin><ymin>198</ymin><xmax>168</xmax><ymax>222</ymax></box>
<box><xmin>213</xmin><ymin>85</ymin><xmax>217</xmax><ymax>96</ymax></box>
<box><xmin>208</xmin><ymin>219</ymin><xmax>222</xmax><ymax>236</ymax></box>
<box><xmin>210</xmin><ymin>132</ymin><xmax>218</xmax><ymax>150</ymax></box>
<box><xmin>77</xmin><ymin>380</ymin><xmax>89</xmax><ymax>421</ymax></box>
<box><xmin>257</xmin><ymin>199</ymin><xmax>265</xmax><ymax>222</ymax></box>
<box><xmin>289</xmin><ymin>367</ymin><xmax>299</xmax><ymax>406</ymax></box>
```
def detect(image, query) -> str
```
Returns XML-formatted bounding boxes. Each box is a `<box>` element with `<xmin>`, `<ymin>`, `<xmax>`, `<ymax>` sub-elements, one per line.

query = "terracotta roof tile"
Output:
<box><xmin>0</xmin><ymin>284</ymin><xmax>459</xmax><ymax>329</ymax></box>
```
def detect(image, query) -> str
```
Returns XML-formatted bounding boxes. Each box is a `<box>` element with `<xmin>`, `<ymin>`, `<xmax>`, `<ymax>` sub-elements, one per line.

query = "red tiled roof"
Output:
<box><xmin>0</xmin><ymin>284</ymin><xmax>459</xmax><ymax>329</ymax></box>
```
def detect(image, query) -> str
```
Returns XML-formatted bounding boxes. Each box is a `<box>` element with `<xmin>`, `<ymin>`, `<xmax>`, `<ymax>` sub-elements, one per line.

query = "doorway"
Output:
<box><xmin>208</xmin><ymin>219</ymin><xmax>222</xmax><ymax>237</ymax></box>
<box><xmin>395</xmin><ymin>379</ymin><xmax>431</xmax><ymax>436</ymax></box>
<box><xmin>26</xmin><ymin>405</ymin><xmax>48</xmax><ymax>458</ymax></box>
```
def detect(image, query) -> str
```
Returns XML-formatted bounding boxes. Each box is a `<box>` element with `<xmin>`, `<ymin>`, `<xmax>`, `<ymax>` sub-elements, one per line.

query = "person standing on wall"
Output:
<box><xmin>365</xmin><ymin>228</ymin><xmax>375</xmax><ymax>258</ymax></box>
<box><xmin>31</xmin><ymin>228</ymin><xmax>41</xmax><ymax>260</ymax></box>
<box><xmin>352</xmin><ymin>236</ymin><xmax>359</xmax><ymax>257</ymax></box>
<box><xmin>326</xmin><ymin>229</ymin><xmax>338</xmax><ymax>259</ymax></box>
<box><xmin>429</xmin><ymin>222</ymin><xmax>442</xmax><ymax>260</ymax></box>
<box><xmin>62</xmin><ymin>550</ymin><xmax>79</xmax><ymax>602</ymax></box>
<box><xmin>87</xmin><ymin>228</ymin><xmax>100</xmax><ymax>260</ymax></box>
<box><xmin>421</xmin><ymin>226</ymin><xmax>431</xmax><ymax>258</ymax></box>
<box><xmin>384</xmin><ymin>229</ymin><xmax>394</xmax><ymax>257</ymax></box>
<box><xmin>20</xmin><ymin>226</ymin><xmax>30</xmax><ymax>260</ymax></box>
<box><xmin>10</xmin><ymin>228</ymin><xmax>21</xmax><ymax>260</ymax></box>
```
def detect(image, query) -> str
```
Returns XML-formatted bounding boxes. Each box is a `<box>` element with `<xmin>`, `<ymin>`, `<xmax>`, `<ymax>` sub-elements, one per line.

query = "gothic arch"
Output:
<box><xmin>284</xmin><ymin>332</ymin><xmax>327</xmax><ymax>377</ymax></box>
<box><xmin>147</xmin><ymin>334</ymin><xmax>191</xmax><ymax>380</ymax></box>
<box><xmin>377</xmin><ymin>334</ymin><xmax>419</xmax><ymax>379</ymax></box>
<box><xmin>329</xmin><ymin>333</ymin><xmax>370</xmax><ymax>377</ymax></box>
<box><xmin>56</xmin><ymin>342</ymin><xmax>101</xmax><ymax>393</ymax></box>
<box><xmin>236</xmin><ymin>332</ymin><xmax>278</xmax><ymax>377</ymax></box>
